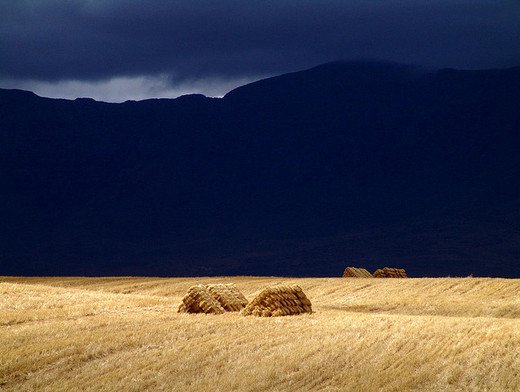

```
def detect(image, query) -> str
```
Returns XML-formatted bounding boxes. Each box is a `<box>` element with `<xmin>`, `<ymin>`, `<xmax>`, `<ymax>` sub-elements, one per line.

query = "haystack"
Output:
<box><xmin>241</xmin><ymin>285</ymin><xmax>312</xmax><ymax>317</ymax></box>
<box><xmin>177</xmin><ymin>285</ymin><xmax>225</xmax><ymax>314</ymax></box>
<box><xmin>206</xmin><ymin>283</ymin><xmax>248</xmax><ymax>311</ymax></box>
<box><xmin>343</xmin><ymin>267</ymin><xmax>373</xmax><ymax>278</ymax></box>
<box><xmin>223</xmin><ymin>283</ymin><xmax>249</xmax><ymax>307</ymax></box>
<box><xmin>373</xmin><ymin>267</ymin><xmax>408</xmax><ymax>278</ymax></box>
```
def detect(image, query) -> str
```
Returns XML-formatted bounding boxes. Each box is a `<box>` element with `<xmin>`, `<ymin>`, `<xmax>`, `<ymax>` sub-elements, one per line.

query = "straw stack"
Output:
<box><xmin>241</xmin><ymin>285</ymin><xmax>312</xmax><ymax>317</ymax></box>
<box><xmin>222</xmin><ymin>283</ymin><xmax>248</xmax><ymax>307</ymax></box>
<box><xmin>177</xmin><ymin>285</ymin><xmax>225</xmax><ymax>314</ymax></box>
<box><xmin>343</xmin><ymin>267</ymin><xmax>373</xmax><ymax>278</ymax></box>
<box><xmin>373</xmin><ymin>267</ymin><xmax>408</xmax><ymax>278</ymax></box>
<box><xmin>206</xmin><ymin>283</ymin><xmax>248</xmax><ymax>311</ymax></box>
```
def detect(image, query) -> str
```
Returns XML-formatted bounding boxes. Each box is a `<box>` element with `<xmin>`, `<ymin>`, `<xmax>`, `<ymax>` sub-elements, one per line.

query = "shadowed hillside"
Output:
<box><xmin>1</xmin><ymin>61</ymin><xmax>519</xmax><ymax>276</ymax></box>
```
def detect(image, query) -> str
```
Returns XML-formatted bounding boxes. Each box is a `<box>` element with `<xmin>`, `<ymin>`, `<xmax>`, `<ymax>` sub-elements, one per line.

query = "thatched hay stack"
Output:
<box><xmin>206</xmin><ymin>283</ymin><xmax>248</xmax><ymax>311</ymax></box>
<box><xmin>241</xmin><ymin>285</ymin><xmax>312</xmax><ymax>317</ymax></box>
<box><xmin>177</xmin><ymin>285</ymin><xmax>225</xmax><ymax>314</ymax></box>
<box><xmin>373</xmin><ymin>267</ymin><xmax>408</xmax><ymax>278</ymax></box>
<box><xmin>222</xmin><ymin>283</ymin><xmax>249</xmax><ymax>307</ymax></box>
<box><xmin>343</xmin><ymin>267</ymin><xmax>373</xmax><ymax>278</ymax></box>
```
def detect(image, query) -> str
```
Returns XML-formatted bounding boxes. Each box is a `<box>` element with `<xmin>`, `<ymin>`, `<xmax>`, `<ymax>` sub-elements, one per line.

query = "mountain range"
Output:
<box><xmin>1</xmin><ymin>61</ymin><xmax>519</xmax><ymax>277</ymax></box>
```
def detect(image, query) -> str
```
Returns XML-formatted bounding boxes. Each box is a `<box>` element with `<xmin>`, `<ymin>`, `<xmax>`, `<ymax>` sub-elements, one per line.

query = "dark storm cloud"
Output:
<box><xmin>1</xmin><ymin>0</ymin><xmax>520</xmax><ymax>94</ymax></box>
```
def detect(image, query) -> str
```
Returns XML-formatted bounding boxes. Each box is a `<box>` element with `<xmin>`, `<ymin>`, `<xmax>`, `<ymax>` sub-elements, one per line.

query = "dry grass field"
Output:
<box><xmin>1</xmin><ymin>276</ymin><xmax>520</xmax><ymax>391</ymax></box>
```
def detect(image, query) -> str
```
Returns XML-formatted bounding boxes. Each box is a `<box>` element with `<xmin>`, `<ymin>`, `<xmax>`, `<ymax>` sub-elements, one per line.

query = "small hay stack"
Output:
<box><xmin>177</xmin><ymin>285</ymin><xmax>225</xmax><ymax>314</ymax></box>
<box><xmin>206</xmin><ymin>283</ymin><xmax>248</xmax><ymax>311</ymax></box>
<box><xmin>373</xmin><ymin>267</ymin><xmax>408</xmax><ymax>278</ymax></box>
<box><xmin>343</xmin><ymin>267</ymin><xmax>373</xmax><ymax>278</ymax></box>
<box><xmin>241</xmin><ymin>285</ymin><xmax>312</xmax><ymax>317</ymax></box>
<box><xmin>223</xmin><ymin>283</ymin><xmax>249</xmax><ymax>307</ymax></box>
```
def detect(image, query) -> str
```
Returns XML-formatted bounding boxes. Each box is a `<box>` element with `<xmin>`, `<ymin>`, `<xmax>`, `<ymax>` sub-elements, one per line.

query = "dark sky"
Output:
<box><xmin>1</xmin><ymin>0</ymin><xmax>519</xmax><ymax>101</ymax></box>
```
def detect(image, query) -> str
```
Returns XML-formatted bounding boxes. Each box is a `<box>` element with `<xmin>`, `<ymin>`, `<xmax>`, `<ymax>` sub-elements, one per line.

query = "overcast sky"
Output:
<box><xmin>1</xmin><ymin>0</ymin><xmax>519</xmax><ymax>102</ymax></box>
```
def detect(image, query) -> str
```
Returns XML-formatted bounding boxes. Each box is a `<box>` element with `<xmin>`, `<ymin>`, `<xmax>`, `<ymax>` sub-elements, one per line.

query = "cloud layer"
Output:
<box><xmin>1</xmin><ymin>0</ymin><xmax>519</xmax><ymax>100</ymax></box>
<box><xmin>0</xmin><ymin>75</ymin><xmax>260</xmax><ymax>102</ymax></box>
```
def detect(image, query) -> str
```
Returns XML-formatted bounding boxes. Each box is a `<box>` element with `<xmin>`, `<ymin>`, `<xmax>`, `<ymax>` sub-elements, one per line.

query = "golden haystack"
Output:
<box><xmin>343</xmin><ymin>267</ymin><xmax>373</xmax><ymax>278</ymax></box>
<box><xmin>373</xmin><ymin>267</ymin><xmax>408</xmax><ymax>278</ymax></box>
<box><xmin>177</xmin><ymin>285</ymin><xmax>225</xmax><ymax>314</ymax></box>
<box><xmin>222</xmin><ymin>283</ymin><xmax>249</xmax><ymax>307</ymax></box>
<box><xmin>241</xmin><ymin>285</ymin><xmax>312</xmax><ymax>317</ymax></box>
<box><xmin>206</xmin><ymin>283</ymin><xmax>248</xmax><ymax>311</ymax></box>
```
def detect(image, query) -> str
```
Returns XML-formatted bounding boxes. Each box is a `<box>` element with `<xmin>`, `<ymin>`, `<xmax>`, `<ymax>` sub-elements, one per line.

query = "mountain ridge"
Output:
<box><xmin>1</xmin><ymin>61</ymin><xmax>519</xmax><ymax>277</ymax></box>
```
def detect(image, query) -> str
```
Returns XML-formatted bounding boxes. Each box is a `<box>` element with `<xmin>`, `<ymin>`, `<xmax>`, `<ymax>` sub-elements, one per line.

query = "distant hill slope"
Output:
<box><xmin>1</xmin><ymin>61</ymin><xmax>519</xmax><ymax>276</ymax></box>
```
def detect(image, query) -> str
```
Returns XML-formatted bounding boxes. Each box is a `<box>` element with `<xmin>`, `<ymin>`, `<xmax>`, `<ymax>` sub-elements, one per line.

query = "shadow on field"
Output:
<box><xmin>321</xmin><ymin>304</ymin><xmax>520</xmax><ymax>320</ymax></box>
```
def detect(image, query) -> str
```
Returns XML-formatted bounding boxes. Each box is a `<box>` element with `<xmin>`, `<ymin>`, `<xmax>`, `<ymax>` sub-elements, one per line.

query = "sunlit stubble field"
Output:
<box><xmin>1</xmin><ymin>276</ymin><xmax>520</xmax><ymax>391</ymax></box>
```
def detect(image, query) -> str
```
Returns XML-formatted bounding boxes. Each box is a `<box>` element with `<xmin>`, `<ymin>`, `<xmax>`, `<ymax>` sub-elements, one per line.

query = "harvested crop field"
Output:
<box><xmin>1</xmin><ymin>276</ymin><xmax>520</xmax><ymax>391</ymax></box>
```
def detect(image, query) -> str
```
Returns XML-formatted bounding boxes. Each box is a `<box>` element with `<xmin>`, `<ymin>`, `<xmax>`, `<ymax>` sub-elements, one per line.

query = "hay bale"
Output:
<box><xmin>206</xmin><ymin>283</ymin><xmax>248</xmax><ymax>311</ymax></box>
<box><xmin>177</xmin><ymin>285</ymin><xmax>225</xmax><ymax>314</ymax></box>
<box><xmin>373</xmin><ymin>267</ymin><xmax>408</xmax><ymax>278</ymax></box>
<box><xmin>343</xmin><ymin>267</ymin><xmax>373</xmax><ymax>278</ymax></box>
<box><xmin>222</xmin><ymin>283</ymin><xmax>248</xmax><ymax>307</ymax></box>
<box><xmin>241</xmin><ymin>285</ymin><xmax>312</xmax><ymax>317</ymax></box>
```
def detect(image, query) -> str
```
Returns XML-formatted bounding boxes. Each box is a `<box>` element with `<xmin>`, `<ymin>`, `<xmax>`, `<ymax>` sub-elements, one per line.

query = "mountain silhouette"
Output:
<box><xmin>1</xmin><ymin>61</ymin><xmax>519</xmax><ymax>277</ymax></box>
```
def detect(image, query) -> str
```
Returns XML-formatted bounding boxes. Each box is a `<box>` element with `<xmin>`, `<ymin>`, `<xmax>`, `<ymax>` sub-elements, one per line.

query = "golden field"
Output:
<box><xmin>1</xmin><ymin>276</ymin><xmax>520</xmax><ymax>391</ymax></box>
